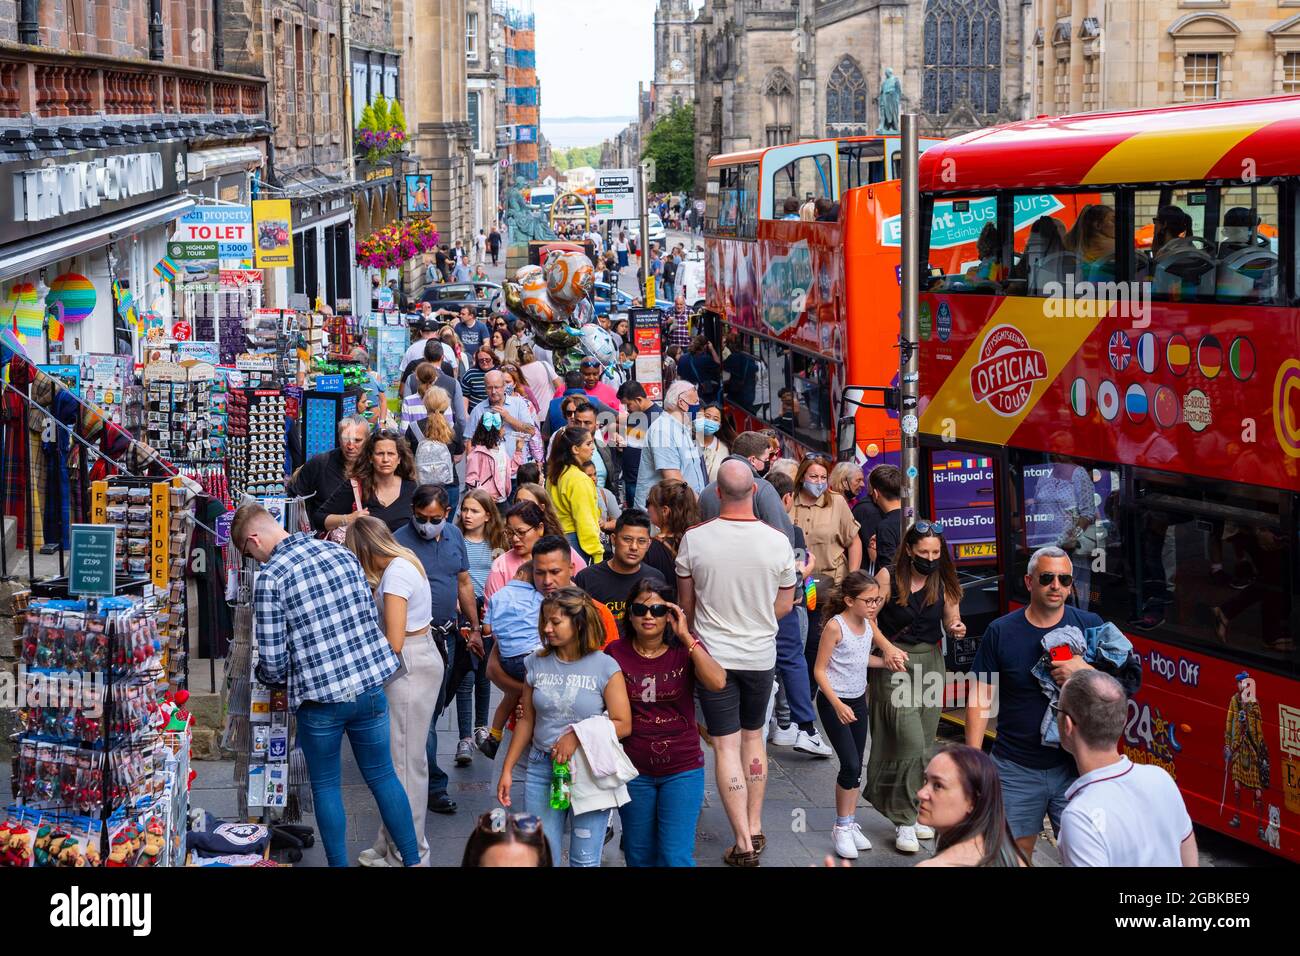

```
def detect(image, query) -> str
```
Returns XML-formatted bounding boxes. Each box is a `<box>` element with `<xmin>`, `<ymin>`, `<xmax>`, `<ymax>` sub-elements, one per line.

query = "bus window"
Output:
<box><xmin>785</xmin><ymin>352</ymin><xmax>834</xmax><ymax>450</ymax></box>
<box><xmin>925</xmin><ymin>195</ymin><xmax>1004</xmax><ymax>293</ymax></box>
<box><xmin>770</xmin><ymin>154</ymin><xmax>833</xmax><ymax>219</ymax></box>
<box><xmin>1008</xmin><ymin>192</ymin><xmax>1116</xmax><ymax>297</ymax></box>
<box><xmin>714</xmin><ymin>166</ymin><xmax>740</xmax><ymax>236</ymax></box>
<box><xmin>738</xmin><ymin>163</ymin><xmax>760</xmax><ymax>239</ymax></box>
<box><xmin>721</xmin><ymin>330</ymin><xmax>772</xmax><ymax>417</ymax></box>
<box><xmin>1135</xmin><ymin>187</ymin><xmax>1217</xmax><ymax>301</ymax></box>
<box><xmin>837</xmin><ymin>141</ymin><xmax>885</xmax><ymax>192</ymax></box>
<box><xmin>1009</xmin><ymin>451</ymin><xmax>1122</xmax><ymax>617</ymax></box>
<box><xmin>1213</xmin><ymin>184</ymin><xmax>1280</xmax><ymax>304</ymax></box>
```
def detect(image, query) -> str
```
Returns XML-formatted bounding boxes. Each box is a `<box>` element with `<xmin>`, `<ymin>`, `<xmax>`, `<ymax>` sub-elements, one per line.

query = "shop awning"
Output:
<box><xmin>187</xmin><ymin>146</ymin><xmax>264</xmax><ymax>181</ymax></box>
<box><xmin>0</xmin><ymin>194</ymin><xmax>196</xmax><ymax>284</ymax></box>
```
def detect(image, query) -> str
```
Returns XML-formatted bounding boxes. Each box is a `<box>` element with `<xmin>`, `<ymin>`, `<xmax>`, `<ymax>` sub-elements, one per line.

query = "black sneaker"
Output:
<box><xmin>427</xmin><ymin>793</ymin><xmax>458</xmax><ymax>814</ymax></box>
<box><xmin>478</xmin><ymin>733</ymin><xmax>501</xmax><ymax>759</ymax></box>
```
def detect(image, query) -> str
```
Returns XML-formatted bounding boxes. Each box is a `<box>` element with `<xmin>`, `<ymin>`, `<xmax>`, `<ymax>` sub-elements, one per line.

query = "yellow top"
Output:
<box><xmin>547</xmin><ymin>466</ymin><xmax>603</xmax><ymax>560</ymax></box>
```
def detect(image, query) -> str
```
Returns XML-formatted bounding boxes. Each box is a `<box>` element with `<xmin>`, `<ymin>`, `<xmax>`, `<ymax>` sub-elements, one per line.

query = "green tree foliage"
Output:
<box><xmin>642</xmin><ymin>105</ymin><xmax>694</xmax><ymax>192</ymax></box>
<box><xmin>553</xmin><ymin>145</ymin><xmax>603</xmax><ymax>172</ymax></box>
<box><xmin>389</xmin><ymin>100</ymin><xmax>407</xmax><ymax>134</ymax></box>
<box><xmin>358</xmin><ymin>102</ymin><xmax>378</xmax><ymax>134</ymax></box>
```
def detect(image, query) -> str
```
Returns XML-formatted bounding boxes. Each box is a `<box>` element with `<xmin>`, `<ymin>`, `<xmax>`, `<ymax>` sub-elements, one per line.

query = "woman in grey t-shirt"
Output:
<box><xmin>496</xmin><ymin>587</ymin><xmax>631</xmax><ymax>866</ymax></box>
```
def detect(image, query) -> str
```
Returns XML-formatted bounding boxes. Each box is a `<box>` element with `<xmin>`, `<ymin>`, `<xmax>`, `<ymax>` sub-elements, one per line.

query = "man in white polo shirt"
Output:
<box><xmin>677</xmin><ymin>459</ymin><xmax>796</xmax><ymax>867</ymax></box>
<box><xmin>1056</xmin><ymin>670</ymin><xmax>1198</xmax><ymax>866</ymax></box>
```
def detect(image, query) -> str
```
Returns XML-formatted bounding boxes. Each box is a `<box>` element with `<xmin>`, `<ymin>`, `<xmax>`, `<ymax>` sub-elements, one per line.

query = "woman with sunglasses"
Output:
<box><xmin>489</xmin><ymin>328</ymin><xmax>508</xmax><ymax>364</ymax></box>
<box><xmin>867</xmin><ymin>520</ymin><xmax>966</xmax><ymax>854</ymax></box>
<box><xmin>461</xmin><ymin>346</ymin><xmax>498</xmax><ymax>409</ymax></box>
<box><xmin>321</xmin><ymin>429</ymin><xmax>418</xmax><ymax>535</ymax></box>
<box><xmin>462</xmin><ymin>809</ymin><xmax>553</xmax><ymax>867</ymax></box>
<box><xmin>496</xmin><ymin>588</ymin><xmax>632</xmax><ymax>867</ymax></box>
<box><xmin>483</xmin><ymin>501</ymin><xmax>587</xmax><ymax>602</ymax></box>
<box><xmin>812</xmin><ymin>571</ymin><xmax>888</xmax><ymax>860</ymax></box>
<box><xmin>607</xmin><ymin>579</ymin><xmax>726</xmax><ymax>866</ymax></box>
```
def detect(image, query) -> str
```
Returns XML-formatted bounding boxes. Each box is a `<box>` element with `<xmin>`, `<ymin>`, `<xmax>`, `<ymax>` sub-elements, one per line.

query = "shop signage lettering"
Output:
<box><xmin>175</xmin><ymin>206</ymin><xmax>253</xmax><ymax>259</ymax></box>
<box><xmin>15</xmin><ymin>152</ymin><xmax>167</xmax><ymax>224</ymax></box>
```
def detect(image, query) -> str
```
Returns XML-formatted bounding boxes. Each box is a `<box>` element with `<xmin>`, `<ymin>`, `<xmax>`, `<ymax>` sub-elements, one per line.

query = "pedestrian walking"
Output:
<box><xmin>454</xmin><ymin>489</ymin><xmax>508</xmax><ymax>763</ymax></box>
<box><xmin>868</xmin><ymin>520</ymin><xmax>966</xmax><ymax>854</ymax></box>
<box><xmin>812</xmin><ymin>571</ymin><xmax>887</xmax><ymax>859</ymax></box>
<box><xmin>488</xmin><ymin>226</ymin><xmax>502</xmax><ymax>266</ymax></box>
<box><xmin>462</xmin><ymin>809</ymin><xmax>553</xmax><ymax>867</ymax></box>
<box><xmin>475</xmin><ymin>229</ymin><xmax>488</xmax><ymax>265</ymax></box>
<box><xmin>634</xmin><ymin>380</ymin><xmax>705</xmax><ymax>508</ymax></box>
<box><xmin>496</xmin><ymin>588</ymin><xmax>632</xmax><ymax>867</ymax></box>
<box><xmin>915</xmin><ymin>746</ymin><xmax>1029</xmax><ymax>867</ymax></box>
<box><xmin>546</xmin><ymin>425</ymin><xmax>603</xmax><ymax>565</ymax></box>
<box><xmin>574</xmin><ymin>509</ymin><xmax>665</xmax><ymax>622</ymax></box>
<box><xmin>1056</xmin><ymin>670</ymin><xmax>1197</xmax><ymax>866</ymax></box>
<box><xmin>344</xmin><ymin>517</ymin><xmax>441</xmax><ymax>867</ymax></box>
<box><xmin>607</xmin><ymin>579</ymin><xmax>727</xmax><ymax>866</ymax></box>
<box><xmin>234</xmin><ymin>504</ymin><xmax>420</xmax><ymax>867</ymax></box>
<box><xmin>320</xmin><ymin>429</ymin><xmax>418</xmax><ymax>535</ymax></box>
<box><xmin>676</xmin><ymin>460</ymin><xmax>798</xmax><ymax>866</ymax></box>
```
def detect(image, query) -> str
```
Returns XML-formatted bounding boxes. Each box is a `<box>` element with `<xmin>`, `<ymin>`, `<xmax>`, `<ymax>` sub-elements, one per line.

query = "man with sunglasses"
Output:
<box><xmin>965</xmin><ymin>545</ymin><xmax>1103</xmax><ymax>861</ymax></box>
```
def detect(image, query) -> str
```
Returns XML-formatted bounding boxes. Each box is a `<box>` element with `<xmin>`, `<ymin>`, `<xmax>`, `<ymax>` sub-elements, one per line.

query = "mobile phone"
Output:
<box><xmin>1050</xmin><ymin>645</ymin><xmax>1073</xmax><ymax>663</ymax></box>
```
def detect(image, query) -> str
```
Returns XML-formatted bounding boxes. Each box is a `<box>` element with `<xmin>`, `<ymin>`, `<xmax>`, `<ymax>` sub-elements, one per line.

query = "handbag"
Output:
<box><xmin>323</xmin><ymin>480</ymin><xmax>363</xmax><ymax>544</ymax></box>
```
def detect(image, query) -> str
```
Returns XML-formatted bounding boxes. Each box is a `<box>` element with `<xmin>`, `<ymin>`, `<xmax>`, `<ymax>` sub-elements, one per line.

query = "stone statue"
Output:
<box><xmin>877</xmin><ymin>67</ymin><xmax>902</xmax><ymax>134</ymax></box>
<box><xmin>503</xmin><ymin>177</ymin><xmax>558</xmax><ymax>244</ymax></box>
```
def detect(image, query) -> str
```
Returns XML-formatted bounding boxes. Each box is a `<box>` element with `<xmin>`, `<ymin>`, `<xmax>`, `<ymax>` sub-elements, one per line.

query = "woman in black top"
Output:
<box><xmin>321</xmin><ymin>428</ymin><xmax>418</xmax><ymax>534</ymax></box>
<box><xmin>642</xmin><ymin>479</ymin><xmax>700</xmax><ymax>603</ymax></box>
<box><xmin>866</xmin><ymin>521</ymin><xmax>966</xmax><ymax>855</ymax></box>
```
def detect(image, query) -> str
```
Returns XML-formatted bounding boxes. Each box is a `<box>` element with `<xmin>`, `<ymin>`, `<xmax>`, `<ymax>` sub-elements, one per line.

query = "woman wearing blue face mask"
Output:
<box><xmin>788</xmin><ymin>454</ymin><xmax>863</xmax><ymax>692</ymax></box>
<box><xmin>694</xmin><ymin>405</ymin><xmax>732</xmax><ymax>483</ymax></box>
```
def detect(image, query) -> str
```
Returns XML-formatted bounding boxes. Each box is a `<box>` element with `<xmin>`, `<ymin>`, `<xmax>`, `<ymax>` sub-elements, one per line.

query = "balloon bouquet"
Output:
<box><xmin>502</xmin><ymin>251</ymin><xmax>618</xmax><ymax>375</ymax></box>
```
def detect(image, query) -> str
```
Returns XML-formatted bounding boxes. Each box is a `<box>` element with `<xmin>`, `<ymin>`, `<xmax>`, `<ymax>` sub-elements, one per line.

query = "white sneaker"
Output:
<box><xmin>769</xmin><ymin>723</ymin><xmax>800</xmax><ymax>746</ymax></box>
<box><xmin>763</xmin><ymin>679</ymin><xmax>778</xmax><ymax>729</ymax></box>
<box><xmin>358</xmin><ymin>848</ymin><xmax>390</xmax><ymax>867</ymax></box>
<box><xmin>914</xmin><ymin>823</ymin><xmax>936</xmax><ymax>840</ymax></box>
<box><xmin>895</xmin><ymin>825</ymin><xmax>920</xmax><ymax>853</ymax></box>
<box><xmin>793</xmin><ymin>729</ymin><xmax>833</xmax><ymax>757</ymax></box>
<box><xmin>832</xmin><ymin>825</ymin><xmax>860</xmax><ymax>860</ymax></box>
<box><xmin>849</xmin><ymin>822</ymin><xmax>872</xmax><ymax>851</ymax></box>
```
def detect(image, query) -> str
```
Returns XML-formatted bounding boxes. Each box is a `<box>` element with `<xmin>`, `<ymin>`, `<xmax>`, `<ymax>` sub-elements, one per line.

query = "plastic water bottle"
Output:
<box><xmin>549</xmin><ymin>758</ymin><xmax>571</xmax><ymax>811</ymax></box>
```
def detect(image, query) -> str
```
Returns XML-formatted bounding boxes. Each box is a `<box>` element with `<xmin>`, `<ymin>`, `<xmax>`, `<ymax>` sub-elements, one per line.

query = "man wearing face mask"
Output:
<box><xmin>634</xmin><ymin>380</ymin><xmax>707</xmax><ymax>509</ymax></box>
<box><xmin>394</xmin><ymin>484</ymin><xmax>482</xmax><ymax>815</ymax></box>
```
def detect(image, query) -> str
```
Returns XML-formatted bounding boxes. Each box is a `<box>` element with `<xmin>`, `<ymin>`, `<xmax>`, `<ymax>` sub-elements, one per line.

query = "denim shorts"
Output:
<box><xmin>991</xmin><ymin>752</ymin><xmax>1077</xmax><ymax>839</ymax></box>
<box><xmin>500</xmin><ymin>653</ymin><xmax>529</xmax><ymax>683</ymax></box>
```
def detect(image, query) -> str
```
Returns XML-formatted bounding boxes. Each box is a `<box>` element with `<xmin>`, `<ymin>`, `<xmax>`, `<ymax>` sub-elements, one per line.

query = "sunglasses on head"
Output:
<box><xmin>375</xmin><ymin>428</ymin><xmax>401</xmax><ymax>441</ymax></box>
<box><xmin>912</xmin><ymin>519</ymin><xmax>945</xmax><ymax>536</ymax></box>
<box><xmin>477</xmin><ymin>808</ymin><xmax>542</xmax><ymax>834</ymax></box>
<box><xmin>802</xmin><ymin>452</ymin><xmax>832</xmax><ymax>463</ymax></box>
<box><xmin>1037</xmin><ymin>572</ymin><xmax>1074</xmax><ymax>587</ymax></box>
<box><xmin>630</xmin><ymin>602</ymin><xmax>671</xmax><ymax>618</ymax></box>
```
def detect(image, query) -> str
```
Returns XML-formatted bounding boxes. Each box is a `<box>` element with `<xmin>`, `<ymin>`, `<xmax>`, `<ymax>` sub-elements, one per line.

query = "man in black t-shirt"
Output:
<box><xmin>966</xmin><ymin>547</ymin><xmax>1134</xmax><ymax>862</ymax></box>
<box><xmin>865</xmin><ymin>464</ymin><xmax>903</xmax><ymax>570</ymax></box>
<box><xmin>574</xmin><ymin>510</ymin><xmax>666</xmax><ymax>623</ymax></box>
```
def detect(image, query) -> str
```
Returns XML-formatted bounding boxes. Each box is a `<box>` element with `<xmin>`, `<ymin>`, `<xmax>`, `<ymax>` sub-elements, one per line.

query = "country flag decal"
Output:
<box><xmin>1069</xmin><ymin>378</ymin><xmax>1089</xmax><ymax>417</ymax></box>
<box><xmin>1097</xmin><ymin>380</ymin><xmax>1120</xmax><ymax>421</ymax></box>
<box><xmin>1228</xmin><ymin>336</ymin><xmax>1255</xmax><ymax>382</ymax></box>
<box><xmin>1125</xmin><ymin>383</ymin><xmax>1148</xmax><ymax>424</ymax></box>
<box><xmin>1198</xmin><ymin>334</ymin><xmax>1223</xmax><ymax>380</ymax></box>
<box><xmin>1136</xmin><ymin>332</ymin><xmax>1158</xmax><ymax>374</ymax></box>
<box><xmin>1107</xmin><ymin>330</ymin><xmax>1132</xmax><ymax>372</ymax></box>
<box><xmin>1166</xmin><ymin>333</ymin><xmax>1191</xmax><ymax>376</ymax></box>
<box><xmin>1153</xmin><ymin>386</ymin><xmax>1179</xmax><ymax>429</ymax></box>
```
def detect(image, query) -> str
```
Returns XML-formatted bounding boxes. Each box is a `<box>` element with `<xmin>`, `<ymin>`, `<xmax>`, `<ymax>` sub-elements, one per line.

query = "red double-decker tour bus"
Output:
<box><xmin>916</xmin><ymin>95</ymin><xmax>1300</xmax><ymax>861</ymax></box>
<box><xmin>702</xmin><ymin>136</ymin><xmax>942</xmax><ymax>464</ymax></box>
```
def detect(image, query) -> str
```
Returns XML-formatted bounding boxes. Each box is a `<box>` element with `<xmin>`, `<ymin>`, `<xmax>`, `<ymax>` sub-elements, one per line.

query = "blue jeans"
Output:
<box><xmin>456</xmin><ymin>634</ymin><xmax>492</xmax><ymax>739</ymax></box>
<box><xmin>524</xmin><ymin>747</ymin><xmax>611</xmax><ymax>867</ymax></box>
<box><xmin>445</xmin><ymin>482</ymin><xmax>460</xmax><ymax>519</ymax></box>
<box><xmin>775</xmin><ymin>608</ymin><xmax>816</xmax><ymax>726</ymax></box>
<box><xmin>618</xmin><ymin>767</ymin><xmax>704</xmax><ymax>867</ymax></box>
<box><xmin>426</xmin><ymin>638</ymin><xmax>453</xmax><ymax>798</ymax></box>
<box><xmin>296</xmin><ymin>686</ymin><xmax>420</xmax><ymax>867</ymax></box>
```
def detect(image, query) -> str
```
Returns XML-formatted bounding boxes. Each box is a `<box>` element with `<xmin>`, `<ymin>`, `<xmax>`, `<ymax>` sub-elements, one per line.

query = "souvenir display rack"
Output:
<box><xmin>142</xmin><ymin>363</ymin><xmax>224</xmax><ymax>465</ymax></box>
<box><xmin>4</xmin><ymin>597</ymin><xmax>192</xmax><ymax>867</ymax></box>
<box><xmin>226</xmin><ymin>389</ymin><xmax>287</xmax><ymax>499</ymax></box>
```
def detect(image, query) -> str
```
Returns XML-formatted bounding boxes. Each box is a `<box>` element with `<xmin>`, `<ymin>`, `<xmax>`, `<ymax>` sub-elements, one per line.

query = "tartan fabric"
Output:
<box><xmin>253</xmin><ymin>533</ymin><xmax>399</xmax><ymax>711</ymax></box>
<box><xmin>1</xmin><ymin>388</ymin><xmax>27</xmax><ymax>544</ymax></box>
<box><xmin>28</xmin><ymin>431</ymin><xmax>44</xmax><ymax>548</ymax></box>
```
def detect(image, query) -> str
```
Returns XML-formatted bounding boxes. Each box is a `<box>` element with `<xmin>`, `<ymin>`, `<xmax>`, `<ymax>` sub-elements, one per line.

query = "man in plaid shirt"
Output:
<box><xmin>665</xmin><ymin>295</ymin><xmax>692</xmax><ymax>350</ymax></box>
<box><xmin>232</xmin><ymin>504</ymin><xmax>420</xmax><ymax>867</ymax></box>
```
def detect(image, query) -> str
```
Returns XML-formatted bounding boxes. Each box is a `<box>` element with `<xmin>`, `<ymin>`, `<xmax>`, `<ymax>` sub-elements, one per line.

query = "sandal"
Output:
<box><xmin>751</xmin><ymin>833</ymin><xmax>767</xmax><ymax>855</ymax></box>
<box><xmin>723</xmin><ymin>845</ymin><xmax>760</xmax><ymax>867</ymax></box>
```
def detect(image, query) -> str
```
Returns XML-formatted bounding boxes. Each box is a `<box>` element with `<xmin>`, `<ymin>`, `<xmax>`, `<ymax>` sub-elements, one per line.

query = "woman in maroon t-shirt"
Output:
<box><xmin>606</xmin><ymin>580</ymin><xmax>726</xmax><ymax>867</ymax></box>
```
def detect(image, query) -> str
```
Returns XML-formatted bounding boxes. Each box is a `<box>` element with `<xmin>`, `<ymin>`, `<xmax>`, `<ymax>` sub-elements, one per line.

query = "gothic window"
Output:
<box><xmin>764</xmin><ymin>68</ymin><xmax>794</xmax><ymax>147</ymax></box>
<box><xmin>923</xmin><ymin>0</ymin><xmax>1002</xmax><ymax>115</ymax></box>
<box><xmin>825</xmin><ymin>56</ymin><xmax>868</xmax><ymax>134</ymax></box>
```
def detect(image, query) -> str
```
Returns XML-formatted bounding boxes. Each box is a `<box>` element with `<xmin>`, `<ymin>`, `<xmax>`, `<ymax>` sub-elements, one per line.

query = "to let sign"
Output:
<box><xmin>69</xmin><ymin>524</ymin><xmax>117</xmax><ymax>597</ymax></box>
<box><xmin>175</xmin><ymin>206</ymin><xmax>254</xmax><ymax>259</ymax></box>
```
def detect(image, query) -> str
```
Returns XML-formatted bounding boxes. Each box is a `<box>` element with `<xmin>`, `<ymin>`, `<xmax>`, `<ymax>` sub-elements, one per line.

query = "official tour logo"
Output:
<box><xmin>969</xmin><ymin>324</ymin><xmax>1048</xmax><ymax>417</ymax></box>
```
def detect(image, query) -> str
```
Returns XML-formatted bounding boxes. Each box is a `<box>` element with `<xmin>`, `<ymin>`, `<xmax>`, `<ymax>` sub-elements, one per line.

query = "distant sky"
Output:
<box><xmin>536</xmin><ymin>0</ymin><xmax>702</xmax><ymax>139</ymax></box>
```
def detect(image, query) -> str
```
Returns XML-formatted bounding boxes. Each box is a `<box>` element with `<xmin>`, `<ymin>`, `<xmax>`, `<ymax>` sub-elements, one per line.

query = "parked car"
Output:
<box><xmin>419</xmin><ymin>281</ymin><xmax>502</xmax><ymax>317</ymax></box>
<box><xmin>627</xmin><ymin>213</ymin><xmax>668</xmax><ymax>250</ymax></box>
<box><xmin>592</xmin><ymin>281</ymin><xmax>669</xmax><ymax>319</ymax></box>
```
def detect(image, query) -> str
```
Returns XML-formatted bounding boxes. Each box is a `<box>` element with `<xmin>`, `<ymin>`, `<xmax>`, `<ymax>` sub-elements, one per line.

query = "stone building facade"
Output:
<box><xmin>1031</xmin><ymin>0</ymin><xmax>1300</xmax><ymax>114</ymax></box>
<box><xmin>467</xmin><ymin>0</ymin><xmax>505</xmax><ymax>233</ymax></box>
<box><xmin>692</xmin><ymin>0</ymin><xmax>1031</xmax><ymax>194</ymax></box>
<box><xmin>654</xmin><ymin>0</ymin><xmax>697</xmax><ymax>119</ymax></box>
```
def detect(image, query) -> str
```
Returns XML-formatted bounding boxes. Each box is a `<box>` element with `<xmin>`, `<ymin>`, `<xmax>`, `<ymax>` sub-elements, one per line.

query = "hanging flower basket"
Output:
<box><xmin>355</xmin><ymin>218</ymin><xmax>440</xmax><ymax>269</ymax></box>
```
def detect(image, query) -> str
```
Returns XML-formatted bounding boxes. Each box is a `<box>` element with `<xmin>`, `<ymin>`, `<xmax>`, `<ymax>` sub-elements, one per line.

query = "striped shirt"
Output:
<box><xmin>253</xmin><ymin>533</ymin><xmax>399</xmax><ymax>711</ymax></box>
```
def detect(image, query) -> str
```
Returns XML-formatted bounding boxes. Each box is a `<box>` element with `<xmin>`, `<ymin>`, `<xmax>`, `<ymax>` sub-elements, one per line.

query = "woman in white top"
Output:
<box><xmin>345</xmin><ymin>516</ymin><xmax>441</xmax><ymax>867</ymax></box>
<box><xmin>812</xmin><ymin>570</ymin><xmax>887</xmax><ymax>860</ymax></box>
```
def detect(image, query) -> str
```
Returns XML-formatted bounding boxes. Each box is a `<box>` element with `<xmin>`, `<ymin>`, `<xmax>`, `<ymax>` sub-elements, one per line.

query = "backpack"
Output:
<box><xmin>412</xmin><ymin>430</ymin><xmax>455</xmax><ymax>486</ymax></box>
